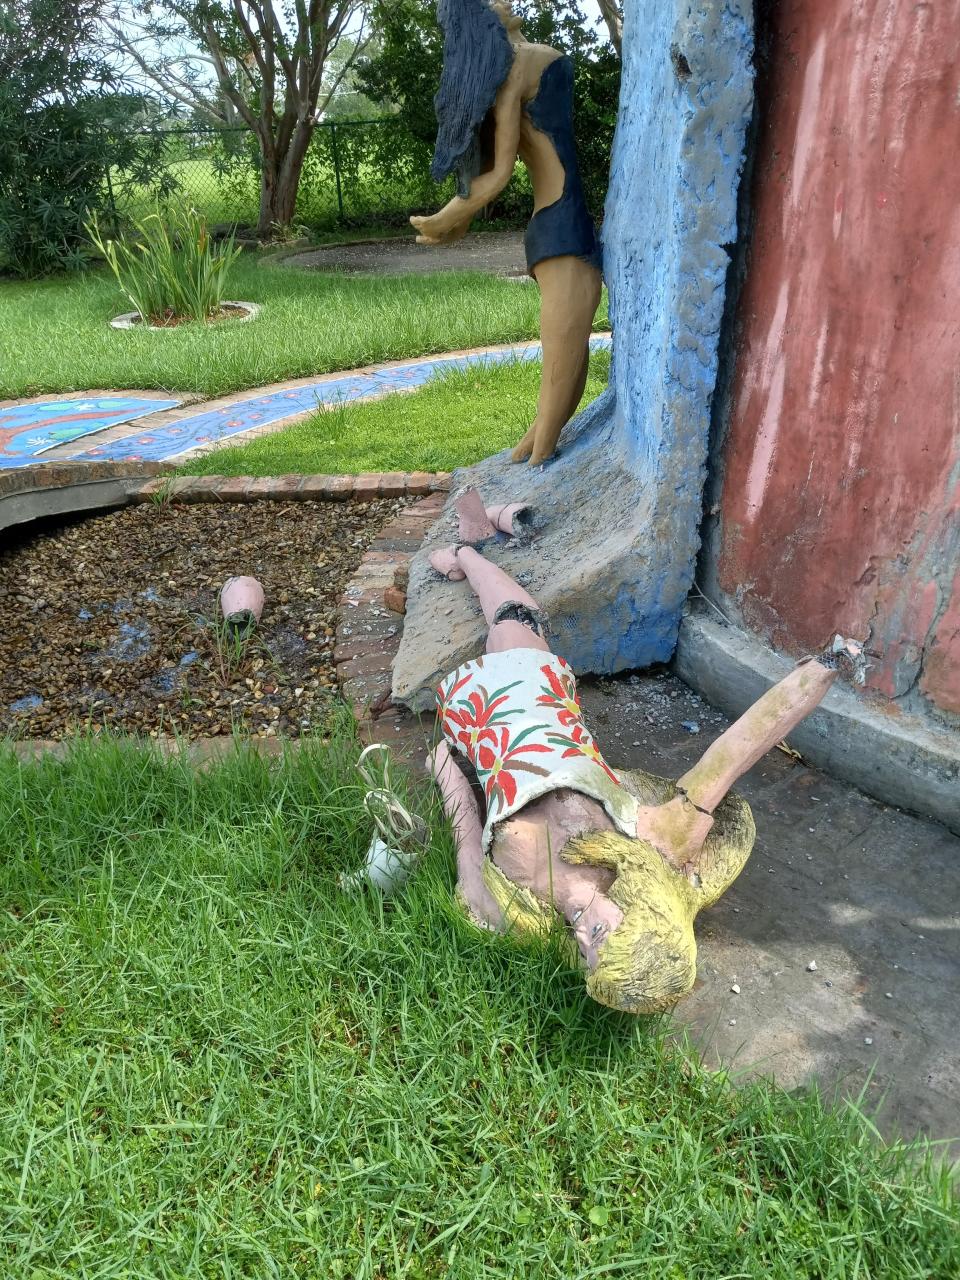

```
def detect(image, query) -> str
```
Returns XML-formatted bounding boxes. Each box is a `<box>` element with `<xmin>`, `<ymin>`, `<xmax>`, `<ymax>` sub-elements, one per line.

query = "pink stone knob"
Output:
<box><xmin>220</xmin><ymin>576</ymin><xmax>265</xmax><ymax>635</ymax></box>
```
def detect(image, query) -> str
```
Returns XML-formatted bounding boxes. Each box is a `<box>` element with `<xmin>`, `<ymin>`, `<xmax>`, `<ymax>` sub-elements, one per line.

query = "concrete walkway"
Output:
<box><xmin>578</xmin><ymin>669</ymin><xmax>960</xmax><ymax>1158</ymax></box>
<box><xmin>280</xmin><ymin>230</ymin><xmax>528</xmax><ymax>277</ymax></box>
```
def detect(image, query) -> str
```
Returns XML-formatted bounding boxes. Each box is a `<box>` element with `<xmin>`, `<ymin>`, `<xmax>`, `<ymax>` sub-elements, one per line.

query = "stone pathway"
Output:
<box><xmin>25</xmin><ymin>335</ymin><xmax>610</xmax><ymax>469</ymax></box>
<box><xmin>280</xmin><ymin>230</ymin><xmax>528</xmax><ymax>277</ymax></box>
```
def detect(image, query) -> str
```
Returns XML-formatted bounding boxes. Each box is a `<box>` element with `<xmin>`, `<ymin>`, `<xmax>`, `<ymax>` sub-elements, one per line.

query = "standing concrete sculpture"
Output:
<box><xmin>411</xmin><ymin>0</ymin><xmax>602</xmax><ymax>466</ymax></box>
<box><xmin>394</xmin><ymin>0</ymin><xmax>755</xmax><ymax>710</ymax></box>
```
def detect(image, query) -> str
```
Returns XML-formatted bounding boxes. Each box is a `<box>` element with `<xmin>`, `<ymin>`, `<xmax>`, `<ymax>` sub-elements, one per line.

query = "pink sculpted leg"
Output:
<box><xmin>454</xmin><ymin>488</ymin><xmax>497</xmax><ymax>543</ymax></box>
<box><xmin>455</xmin><ymin>546</ymin><xmax>550</xmax><ymax>655</ymax></box>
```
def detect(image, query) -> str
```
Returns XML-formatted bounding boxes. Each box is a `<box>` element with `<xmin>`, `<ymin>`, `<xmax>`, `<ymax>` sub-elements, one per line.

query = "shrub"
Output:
<box><xmin>87</xmin><ymin>206</ymin><xmax>242</xmax><ymax>325</ymax></box>
<box><xmin>0</xmin><ymin>0</ymin><xmax>169</xmax><ymax>277</ymax></box>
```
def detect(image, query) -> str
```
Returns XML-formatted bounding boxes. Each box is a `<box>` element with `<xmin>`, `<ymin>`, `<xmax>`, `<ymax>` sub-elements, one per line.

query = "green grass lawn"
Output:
<box><xmin>1</xmin><ymin>733</ymin><xmax>956</xmax><ymax>1277</ymax></box>
<box><xmin>0</xmin><ymin>259</ymin><xmax>606</xmax><ymax>401</ymax></box>
<box><xmin>179</xmin><ymin>350</ymin><xmax>611</xmax><ymax>477</ymax></box>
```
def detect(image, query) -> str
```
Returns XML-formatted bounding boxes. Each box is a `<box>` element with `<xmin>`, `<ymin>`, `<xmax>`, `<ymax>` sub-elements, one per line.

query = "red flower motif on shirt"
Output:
<box><xmin>476</xmin><ymin>724</ymin><xmax>551</xmax><ymax>812</ymax></box>
<box><xmin>545</xmin><ymin>723</ymin><xmax>621</xmax><ymax>786</ymax></box>
<box><xmin>437</xmin><ymin>674</ymin><xmax>524</xmax><ymax>764</ymax></box>
<box><xmin>536</xmin><ymin>662</ymin><xmax>582</xmax><ymax>728</ymax></box>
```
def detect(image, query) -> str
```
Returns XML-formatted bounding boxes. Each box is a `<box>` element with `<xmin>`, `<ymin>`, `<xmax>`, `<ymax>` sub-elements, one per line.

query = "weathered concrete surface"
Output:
<box><xmin>578</xmin><ymin>669</ymin><xmax>960</xmax><ymax>1156</ymax></box>
<box><xmin>280</xmin><ymin>230</ymin><xmax>527</xmax><ymax>277</ymax></box>
<box><xmin>393</xmin><ymin>0</ymin><xmax>754</xmax><ymax>710</ymax></box>
<box><xmin>0</xmin><ymin>462</ymin><xmax>167</xmax><ymax>537</ymax></box>
<box><xmin>703</xmin><ymin>0</ymin><xmax>960</xmax><ymax>722</ymax></box>
<box><xmin>675</xmin><ymin>610</ymin><xmax>960</xmax><ymax>836</ymax></box>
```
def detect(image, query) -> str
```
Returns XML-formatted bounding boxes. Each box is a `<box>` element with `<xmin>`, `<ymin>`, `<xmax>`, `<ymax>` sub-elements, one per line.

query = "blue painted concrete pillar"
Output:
<box><xmin>393</xmin><ymin>1</ymin><xmax>755</xmax><ymax>710</ymax></box>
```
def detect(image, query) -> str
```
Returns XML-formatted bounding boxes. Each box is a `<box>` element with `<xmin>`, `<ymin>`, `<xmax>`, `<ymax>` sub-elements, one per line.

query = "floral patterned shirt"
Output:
<box><xmin>436</xmin><ymin>648</ymin><xmax>639</xmax><ymax>851</ymax></box>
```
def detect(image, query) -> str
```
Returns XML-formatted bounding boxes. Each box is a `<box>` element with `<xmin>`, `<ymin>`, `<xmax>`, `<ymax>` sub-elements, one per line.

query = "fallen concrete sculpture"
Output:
<box><xmin>426</xmin><ymin>490</ymin><xmax>862</xmax><ymax>1014</ymax></box>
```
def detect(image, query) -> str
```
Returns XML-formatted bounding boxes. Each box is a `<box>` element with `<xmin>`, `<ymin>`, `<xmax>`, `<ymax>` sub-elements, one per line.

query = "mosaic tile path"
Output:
<box><xmin>0</xmin><ymin>396</ymin><xmax>181</xmax><ymax>470</ymax></box>
<box><xmin>67</xmin><ymin>336</ymin><xmax>613</xmax><ymax>465</ymax></box>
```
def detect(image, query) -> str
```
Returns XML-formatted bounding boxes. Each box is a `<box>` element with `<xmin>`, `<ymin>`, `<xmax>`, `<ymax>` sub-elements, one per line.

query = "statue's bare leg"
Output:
<box><xmin>453</xmin><ymin>545</ymin><xmax>551</xmax><ymax>654</ymax></box>
<box><xmin>511</xmin><ymin>256</ymin><xmax>602</xmax><ymax>466</ymax></box>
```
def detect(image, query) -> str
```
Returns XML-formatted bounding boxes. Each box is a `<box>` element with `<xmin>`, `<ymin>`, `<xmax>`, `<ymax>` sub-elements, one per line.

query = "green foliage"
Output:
<box><xmin>87</xmin><ymin>206</ymin><xmax>241</xmax><ymax>325</ymax></box>
<box><xmin>359</xmin><ymin>0</ymin><xmax>621</xmax><ymax>221</ymax></box>
<box><xmin>198</xmin><ymin>115</ymin><xmax>454</xmax><ymax>234</ymax></box>
<box><xmin>0</xmin><ymin>259</ymin><xmax>547</xmax><ymax>398</ymax></box>
<box><xmin>0</xmin><ymin>0</ymin><xmax>170</xmax><ymax>277</ymax></box>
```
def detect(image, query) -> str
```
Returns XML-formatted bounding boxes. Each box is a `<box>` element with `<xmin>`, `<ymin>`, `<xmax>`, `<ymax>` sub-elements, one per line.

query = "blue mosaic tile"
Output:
<box><xmin>61</xmin><ymin>338</ymin><xmax>612</xmax><ymax>465</ymax></box>
<box><xmin>0</xmin><ymin>396</ymin><xmax>180</xmax><ymax>468</ymax></box>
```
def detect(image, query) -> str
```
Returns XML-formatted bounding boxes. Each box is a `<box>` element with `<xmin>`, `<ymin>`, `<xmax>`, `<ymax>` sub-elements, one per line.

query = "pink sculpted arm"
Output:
<box><xmin>428</xmin><ymin>741</ymin><xmax>505</xmax><ymax>931</ymax></box>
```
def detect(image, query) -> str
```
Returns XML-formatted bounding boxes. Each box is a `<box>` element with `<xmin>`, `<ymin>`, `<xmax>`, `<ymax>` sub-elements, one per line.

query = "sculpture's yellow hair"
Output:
<box><xmin>461</xmin><ymin>774</ymin><xmax>756</xmax><ymax>1016</ymax></box>
<box><xmin>567</xmin><ymin>786</ymin><xmax>755</xmax><ymax>1014</ymax></box>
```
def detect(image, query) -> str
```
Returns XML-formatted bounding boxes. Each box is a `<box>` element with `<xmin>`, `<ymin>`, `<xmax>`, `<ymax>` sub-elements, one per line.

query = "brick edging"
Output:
<box><xmin>132</xmin><ymin>472</ymin><xmax>451</xmax><ymax>504</ymax></box>
<box><xmin>333</xmin><ymin>493</ymin><xmax>443</xmax><ymax>771</ymax></box>
<box><xmin>0</xmin><ymin>459</ymin><xmax>169</xmax><ymax>500</ymax></box>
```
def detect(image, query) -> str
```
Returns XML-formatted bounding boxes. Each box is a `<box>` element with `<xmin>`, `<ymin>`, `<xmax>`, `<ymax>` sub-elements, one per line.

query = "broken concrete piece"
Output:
<box><xmin>220</xmin><ymin>575</ymin><xmax>264</xmax><ymax>636</ymax></box>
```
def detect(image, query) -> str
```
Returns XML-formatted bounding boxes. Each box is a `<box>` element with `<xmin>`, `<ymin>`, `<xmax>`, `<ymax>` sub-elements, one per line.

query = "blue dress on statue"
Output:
<box><xmin>523</xmin><ymin>56</ymin><xmax>603</xmax><ymax>276</ymax></box>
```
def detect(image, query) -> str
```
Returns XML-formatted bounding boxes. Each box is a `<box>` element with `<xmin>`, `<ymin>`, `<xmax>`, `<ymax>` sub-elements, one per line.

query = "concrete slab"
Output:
<box><xmin>280</xmin><ymin>231</ymin><xmax>527</xmax><ymax>277</ymax></box>
<box><xmin>579</xmin><ymin>667</ymin><xmax>960</xmax><ymax>1158</ymax></box>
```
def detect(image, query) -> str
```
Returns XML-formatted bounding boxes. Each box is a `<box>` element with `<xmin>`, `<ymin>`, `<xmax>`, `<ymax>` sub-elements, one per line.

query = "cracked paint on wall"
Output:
<box><xmin>714</xmin><ymin>0</ymin><xmax>960</xmax><ymax>721</ymax></box>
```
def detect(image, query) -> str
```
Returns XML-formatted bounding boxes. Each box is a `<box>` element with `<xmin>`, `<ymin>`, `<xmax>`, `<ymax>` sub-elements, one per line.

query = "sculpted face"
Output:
<box><xmin>489</xmin><ymin>0</ymin><xmax>523</xmax><ymax>34</ymax></box>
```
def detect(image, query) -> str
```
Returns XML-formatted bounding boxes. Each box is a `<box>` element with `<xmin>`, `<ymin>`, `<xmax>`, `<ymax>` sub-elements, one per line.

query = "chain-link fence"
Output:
<box><xmin>109</xmin><ymin>118</ymin><xmax>478</xmax><ymax>235</ymax></box>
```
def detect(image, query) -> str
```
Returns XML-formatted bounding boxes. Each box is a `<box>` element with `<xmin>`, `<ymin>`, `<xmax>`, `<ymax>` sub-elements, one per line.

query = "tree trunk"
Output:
<box><xmin>597</xmin><ymin>0</ymin><xmax>623</xmax><ymax>57</ymax></box>
<box><xmin>255</xmin><ymin>121</ymin><xmax>314</xmax><ymax>239</ymax></box>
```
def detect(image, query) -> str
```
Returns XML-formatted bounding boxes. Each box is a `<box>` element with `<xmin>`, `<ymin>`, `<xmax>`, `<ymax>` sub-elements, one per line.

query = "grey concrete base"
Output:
<box><xmin>391</xmin><ymin>393</ymin><xmax>675</xmax><ymax>712</ymax></box>
<box><xmin>0</xmin><ymin>475</ymin><xmax>152</xmax><ymax>537</ymax></box>
<box><xmin>675</xmin><ymin>610</ymin><xmax>960</xmax><ymax>835</ymax></box>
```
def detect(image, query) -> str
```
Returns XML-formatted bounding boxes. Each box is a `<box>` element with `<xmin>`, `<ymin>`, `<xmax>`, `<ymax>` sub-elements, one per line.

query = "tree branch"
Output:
<box><xmin>596</xmin><ymin>0</ymin><xmax>622</xmax><ymax>57</ymax></box>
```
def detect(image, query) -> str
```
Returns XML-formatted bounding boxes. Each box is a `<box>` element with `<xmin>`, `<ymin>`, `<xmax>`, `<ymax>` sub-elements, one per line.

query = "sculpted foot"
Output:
<box><xmin>529</xmin><ymin>433</ymin><xmax>560</xmax><ymax>467</ymax></box>
<box><xmin>511</xmin><ymin>427</ymin><xmax>536</xmax><ymax>463</ymax></box>
<box><xmin>429</xmin><ymin>547</ymin><xmax>466</xmax><ymax>580</ymax></box>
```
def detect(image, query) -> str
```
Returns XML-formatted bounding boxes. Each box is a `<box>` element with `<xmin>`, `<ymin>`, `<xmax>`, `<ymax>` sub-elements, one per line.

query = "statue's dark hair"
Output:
<box><xmin>431</xmin><ymin>0</ymin><xmax>515</xmax><ymax>195</ymax></box>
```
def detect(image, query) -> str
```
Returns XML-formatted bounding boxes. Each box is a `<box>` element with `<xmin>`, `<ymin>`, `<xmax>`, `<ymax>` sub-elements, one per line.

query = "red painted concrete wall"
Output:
<box><xmin>716</xmin><ymin>0</ymin><xmax>960</xmax><ymax>717</ymax></box>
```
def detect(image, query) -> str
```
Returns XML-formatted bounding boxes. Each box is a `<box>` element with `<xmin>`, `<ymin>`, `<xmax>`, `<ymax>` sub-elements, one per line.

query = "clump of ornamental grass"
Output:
<box><xmin>87</xmin><ymin>205</ymin><xmax>242</xmax><ymax>326</ymax></box>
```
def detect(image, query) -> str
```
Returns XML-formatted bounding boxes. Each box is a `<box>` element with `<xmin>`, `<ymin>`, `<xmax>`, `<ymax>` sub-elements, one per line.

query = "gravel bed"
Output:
<box><xmin>0</xmin><ymin>498</ymin><xmax>408</xmax><ymax>741</ymax></box>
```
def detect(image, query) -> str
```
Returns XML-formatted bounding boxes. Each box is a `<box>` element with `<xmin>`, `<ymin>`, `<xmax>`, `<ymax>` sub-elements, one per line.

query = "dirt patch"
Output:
<box><xmin>281</xmin><ymin>230</ymin><xmax>530</xmax><ymax>277</ymax></box>
<box><xmin>1</xmin><ymin>499</ymin><xmax>409</xmax><ymax>740</ymax></box>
